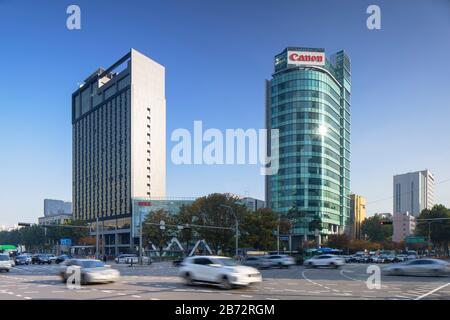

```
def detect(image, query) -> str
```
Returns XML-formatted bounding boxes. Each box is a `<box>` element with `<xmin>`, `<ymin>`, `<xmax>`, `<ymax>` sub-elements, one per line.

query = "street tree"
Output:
<box><xmin>181</xmin><ymin>193</ymin><xmax>248</xmax><ymax>255</ymax></box>
<box><xmin>240</xmin><ymin>208</ymin><xmax>279</xmax><ymax>251</ymax></box>
<box><xmin>361</xmin><ymin>215</ymin><xmax>392</xmax><ymax>242</ymax></box>
<box><xmin>415</xmin><ymin>204</ymin><xmax>450</xmax><ymax>255</ymax></box>
<box><xmin>142</xmin><ymin>209</ymin><xmax>177</xmax><ymax>255</ymax></box>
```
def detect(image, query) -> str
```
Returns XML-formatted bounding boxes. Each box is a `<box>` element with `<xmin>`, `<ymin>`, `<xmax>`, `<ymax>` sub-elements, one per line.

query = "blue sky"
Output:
<box><xmin>0</xmin><ymin>0</ymin><xmax>449</xmax><ymax>225</ymax></box>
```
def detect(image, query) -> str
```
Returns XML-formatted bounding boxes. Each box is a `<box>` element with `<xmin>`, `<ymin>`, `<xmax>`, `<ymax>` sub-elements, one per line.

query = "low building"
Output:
<box><xmin>374</xmin><ymin>212</ymin><xmax>393</xmax><ymax>220</ymax></box>
<box><xmin>393</xmin><ymin>211</ymin><xmax>416</xmax><ymax>242</ymax></box>
<box><xmin>238</xmin><ymin>197</ymin><xmax>265</xmax><ymax>211</ymax></box>
<box><xmin>38</xmin><ymin>213</ymin><xmax>72</xmax><ymax>226</ymax></box>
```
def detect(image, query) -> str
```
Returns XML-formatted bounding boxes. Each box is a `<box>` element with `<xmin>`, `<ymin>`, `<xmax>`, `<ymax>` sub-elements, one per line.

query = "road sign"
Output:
<box><xmin>60</xmin><ymin>238</ymin><xmax>72</xmax><ymax>246</ymax></box>
<box><xmin>279</xmin><ymin>236</ymin><xmax>289</xmax><ymax>241</ymax></box>
<box><xmin>405</xmin><ymin>236</ymin><xmax>426</xmax><ymax>244</ymax></box>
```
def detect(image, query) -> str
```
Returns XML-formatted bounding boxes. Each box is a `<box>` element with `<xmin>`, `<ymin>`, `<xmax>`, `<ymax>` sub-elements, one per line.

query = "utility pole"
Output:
<box><xmin>277</xmin><ymin>213</ymin><xmax>280</xmax><ymax>254</ymax></box>
<box><xmin>96</xmin><ymin>217</ymin><xmax>99</xmax><ymax>259</ymax></box>
<box><xmin>220</xmin><ymin>205</ymin><xmax>238</xmax><ymax>259</ymax></box>
<box><xmin>139</xmin><ymin>212</ymin><xmax>143</xmax><ymax>265</ymax></box>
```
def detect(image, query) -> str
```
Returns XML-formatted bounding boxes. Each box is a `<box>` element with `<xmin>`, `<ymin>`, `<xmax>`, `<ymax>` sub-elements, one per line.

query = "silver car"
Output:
<box><xmin>383</xmin><ymin>259</ymin><xmax>450</xmax><ymax>277</ymax></box>
<box><xmin>59</xmin><ymin>259</ymin><xmax>120</xmax><ymax>284</ymax></box>
<box><xmin>242</xmin><ymin>256</ymin><xmax>272</xmax><ymax>269</ymax></box>
<box><xmin>0</xmin><ymin>254</ymin><xmax>12</xmax><ymax>272</ymax></box>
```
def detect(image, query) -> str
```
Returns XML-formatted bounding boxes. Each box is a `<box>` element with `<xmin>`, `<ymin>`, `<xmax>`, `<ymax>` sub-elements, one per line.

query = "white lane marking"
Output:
<box><xmin>339</xmin><ymin>269</ymin><xmax>364</xmax><ymax>282</ymax></box>
<box><xmin>240</xmin><ymin>295</ymin><xmax>253</xmax><ymax>298</ymax></box>
<box><xmin>149</xmin><ymin>298</ymin><xmax>160</xmax><ymax>300</ymax></box>
<box><xmin>300</xmin><ymin>270</ymin><xmax>333</xmax><ymax>291</ymax></box>
<box><xmin>265</xmin><ymin>297</ymin><xmax>279</xmax><ymax>300</ymax></box>
<box><xmin>24</xmin><ymin>297</ymin><xmax>32</xmax><ymax>300</ymax></box>
<box><xmin>414</xmin><ymin>282</ymin><xmax>450</xmax><ymax>300</ymax></box>
<box><xmin>132</xmin><ymin>295</ymin><xmax>141</xmax><ymax>298</ymax></box>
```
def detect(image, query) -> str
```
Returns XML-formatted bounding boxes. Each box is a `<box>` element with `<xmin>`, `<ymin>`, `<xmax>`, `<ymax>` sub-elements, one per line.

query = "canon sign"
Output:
<box><xmin>287</xmin><ymin>51</ymin><xmax>325</xmax><ymax>66</ymax></box>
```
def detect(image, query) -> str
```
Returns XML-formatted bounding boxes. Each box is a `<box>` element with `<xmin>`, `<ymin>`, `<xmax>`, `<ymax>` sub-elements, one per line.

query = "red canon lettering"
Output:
<box><xmin>289</xmin><ymin>52</ymin><xmax>323</xmax><ymax>63</ymax></box>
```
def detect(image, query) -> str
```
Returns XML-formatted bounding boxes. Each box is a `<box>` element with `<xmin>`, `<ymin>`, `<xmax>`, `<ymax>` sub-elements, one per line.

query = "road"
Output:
<box><xmin>0</xmin><ymin>262</ymin><xmax>449</xmax><ymax>300</ymax></box>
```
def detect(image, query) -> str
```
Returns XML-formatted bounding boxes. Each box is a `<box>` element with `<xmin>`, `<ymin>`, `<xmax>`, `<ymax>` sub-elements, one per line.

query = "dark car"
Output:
<box><xmin>14</xmin><ymin>255</ymin><xmax>31</xmax><ymax>265</ymax></box>
<box><xmin>55</xmin><ymin>254</ymin><xmax>71</xmax><ymax>264</ymax></box>
<box><xmin>173</xmin><ymin>258</ymin><xmax>184</xmax><ymax>267</ymax></box>
<box><xmin>32</xmin><ymin>254</ymin><xmax>51</xmax><ymax>265</ymax></box>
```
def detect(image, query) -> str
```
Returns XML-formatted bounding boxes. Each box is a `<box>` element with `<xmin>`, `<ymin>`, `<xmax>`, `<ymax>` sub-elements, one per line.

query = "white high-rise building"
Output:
<box><xmin>393</xmin><ymin>170</ymin><xmax>434</xmax><ymax>217</ymax></box>
<box><xmin>72</xmin><ymin>49</ymin><xmax>166</xmax><ymax>255</ymax></box>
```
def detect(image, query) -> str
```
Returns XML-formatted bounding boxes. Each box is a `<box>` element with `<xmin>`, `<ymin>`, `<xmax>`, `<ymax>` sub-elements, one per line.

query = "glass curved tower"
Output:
<box><xmin>265</xmin><ymin>47</ymin><xmax>351</xmax><ymax>247</ymax></box>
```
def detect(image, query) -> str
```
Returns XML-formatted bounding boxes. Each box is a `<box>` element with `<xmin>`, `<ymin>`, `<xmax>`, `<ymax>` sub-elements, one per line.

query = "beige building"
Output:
<box><xmin>393</xmin><ymin>211</ymin><xmax>416</xmax><ymax>242</ymax></box>
<box><xmin>349</xmin><ymin>194</ymin><xmax>366</xmax><ymax>240</ymax></box>
<box><xmin>72</xmin><ymin>49</ymin><xmax>166</xmax><ymax>255</ymax></box>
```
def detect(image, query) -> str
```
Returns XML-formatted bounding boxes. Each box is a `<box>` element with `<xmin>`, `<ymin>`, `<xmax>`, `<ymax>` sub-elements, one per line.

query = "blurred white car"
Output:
<box><xmin>115</xmin><ymin>254</ymin><xmax>151</xmax><ymax>264</ymax></box>
<box><xmin>264</xmin><ymin>254</ymin><xmax>295</xmax><ymax>268</ymax></box>
<box><xmin>179</xmin><ymin>256</ymin><xmax>262</xmax><ymax>289</ymax></box>
<box><xmin>59</xmin><ymin>259</ymin><xmax>120</xmax><ymax>284</ymax></box>
<box><xmin>304</xmin><ymin>254</ymin><xmax>345</xmax><ymax>268</ymax></box>
<box><xmin>242</xmin><ymin>256</ymin><xmax>272</xmax><ymax>269</ymax></box>
<box><xmin>0</xmin><ymin>254</ymin><xmax>12</xmax><ymax>272</ymax></box>
<box><xmin>383</xmin><ymin>259</ymin><xmax>450</xmax><ymax>277</ymax></box>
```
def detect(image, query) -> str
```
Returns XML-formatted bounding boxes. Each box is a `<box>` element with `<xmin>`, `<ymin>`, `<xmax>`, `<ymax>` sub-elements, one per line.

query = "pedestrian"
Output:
<box><xmin>103</xmin><ymin>254</ymin><xmax>107</xmax><ymax>263</ymax></box>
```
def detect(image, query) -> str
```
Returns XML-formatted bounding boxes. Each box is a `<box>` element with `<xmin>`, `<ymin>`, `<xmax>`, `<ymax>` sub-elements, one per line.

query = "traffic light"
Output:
<box><xmin>18</xmin><ymin>222</ymin><xmax>32</xmax><ymax>227</ymax></box>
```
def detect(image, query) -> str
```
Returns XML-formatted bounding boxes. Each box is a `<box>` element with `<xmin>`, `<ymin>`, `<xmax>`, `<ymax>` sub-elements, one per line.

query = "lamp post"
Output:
<box><xmin>220</xmin><ymin>205</ymin><xmax>239</xmax><ymax>259</ymax></box>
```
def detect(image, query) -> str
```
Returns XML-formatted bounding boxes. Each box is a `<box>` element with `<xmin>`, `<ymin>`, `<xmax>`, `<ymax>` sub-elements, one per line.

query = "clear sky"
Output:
<box><xmin>0</xmin><ymin>0</ymin><xmax>449</xmax><ymax>225</ymax></box>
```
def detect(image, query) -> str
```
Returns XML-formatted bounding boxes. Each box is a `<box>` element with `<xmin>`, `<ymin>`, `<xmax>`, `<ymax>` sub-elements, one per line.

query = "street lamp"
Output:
<box><xmin>220</xmin><ymin>204</ymin><xmax>239</xmax><ymax>259</ymax></box>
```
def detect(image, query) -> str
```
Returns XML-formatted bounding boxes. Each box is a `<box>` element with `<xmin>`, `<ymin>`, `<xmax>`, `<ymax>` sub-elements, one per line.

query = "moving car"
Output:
<box><xmin>383</xmin><ymin>259</ymin><xmax>450</xmax><ymax>277</ymax></box>
<box><xmin>395</xmin><ymin>254</ymin><xmax>407</xmax><ymax>262</ymax></box>
<box><xmin>115</xmin><ymin>254</ymin><xmax>151</xmax><ymax>264</ymax></box>
<box><xmin>179</xmin><ymin>256</ymin><xmax>262</xmax><ymax>289</ymax></box>
<box><xmin>264</xmin><ymin>254</ymin><xmax>295</xmax><ymax>268</ymax></box>
<box><xmin>304</xmin><ymin>254</ymin><xmax>345</xmax><ymax>268</ymax></box>
<box><xmin>242</xmin><ymin>256</ymin><xmax>271</xmax><ymax>269</ymax></box>
<box><xmin>59</xmin><ymin>259</ymin><xmax>120</xmax><ymax>284</ymax></box>
<box><xmin>0</xmin><ymin>254</ymin><xmax>12</xmax><ymax>272</ymax></box>
<box><xmin>14</xmin><ymin>255</ymin><xmax>32</xmax><ymax>265</ymax></box>
<box><xmin>32</xmin><ymin>254</ymin><xmax>51</xmax><ymax>265</ymax></box>
<box><xmin>55</xmin><ymin>254</ymin><xmax>71</xmax><ymax>264</ymax></box>
<box><xmin>47</xmin><ymin>254</ymin><xmax>57</xmax><ymax>263</ymax></box>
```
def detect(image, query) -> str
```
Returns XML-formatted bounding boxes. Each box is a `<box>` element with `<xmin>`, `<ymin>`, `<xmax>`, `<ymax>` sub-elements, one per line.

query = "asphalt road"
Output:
<box><xmin>0</xmin><ymin>262</ymin><xmax>449</xmax><ymax>300</ymax></box>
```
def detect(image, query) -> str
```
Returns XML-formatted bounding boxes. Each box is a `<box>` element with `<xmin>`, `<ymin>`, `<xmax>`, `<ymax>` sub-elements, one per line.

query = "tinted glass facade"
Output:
<box><xmin>266</xmin><ymin>47</ymin><xmax>351</xmax><ymax>240</ymax></box>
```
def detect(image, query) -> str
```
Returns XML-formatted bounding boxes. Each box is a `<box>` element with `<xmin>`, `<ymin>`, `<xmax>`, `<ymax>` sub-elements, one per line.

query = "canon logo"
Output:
<box><xmin>289</xmin><ymin>53</ymin><xmax>323</xmax><ymax>63</ymax></box>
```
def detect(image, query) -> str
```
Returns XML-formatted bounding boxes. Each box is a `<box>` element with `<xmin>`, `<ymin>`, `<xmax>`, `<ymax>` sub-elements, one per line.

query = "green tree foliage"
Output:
<box><xmin>309</xmin><ymin>216</ymin><xmax>323</xmax><ymax>232</ymax></box>
<box><xmin>179</xmin><ymin>193</ymin><xmax>248</xmax><ymax>254</ymax></box>
<box><xmin>361</xmin><ymin>215</ymin><xmax>392</xmax><ymax>242</ymax></box>
<box><xmin>142</xmin><ymin>209</ymin><xmax>177</xmax><ymax>254</ymax></box>
<box><xmin>0</xmin><ymin>220</ymin><xmax>90</xmax><ymax>252</ymax></box>
<box><xmin>240</xmin><ymin>208</ymin><xmax>279</xmax><ymax>250</ymax></box>
<box><xmin>326</xmin><ymin>234</ymin><xmax>350</xmax><ymax>249</ymax></box>
<box><xmin>415</xmin><ymin>204</ymin><xmax>450</xmax><ymax>255</ymax></box>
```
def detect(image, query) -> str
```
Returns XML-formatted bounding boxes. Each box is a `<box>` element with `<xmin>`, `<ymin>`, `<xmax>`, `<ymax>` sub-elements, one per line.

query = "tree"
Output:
<box><xmin>240</xmin><ymin>208</ymin><xmax>278</xmax><ymax>250</ymax></box>
<box><xmin>415</xmin><ymin>204</ymin><xmax>450</xmax><ymax>256</ymax></box>
<box><xmin>142</xmin><ymin>209</ymin><xmax>177</xmax><ymax>255</ymax></box>
<box><xmin>361</xmin><ymin>215</ymin><xmax>392</xmax><ymax>242</ymax></box>
<box><xmin>309</xmin><ymin>216</ymin><xmax>322</xmax><ymax>233</ymax></box>
<box><xmin>286</xmin><ymin>205</ymin><xmax>307</xmax><ymax>233</ymax></box>
<box><xmin>180</xmin><ymin>193</ymin><xmax>248</xmax><ymax>254</ymax></box>
<box><xmin>327</xmin><ymin>234</ymin><xmax>350</xmax><ymax>249</ymax></box>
